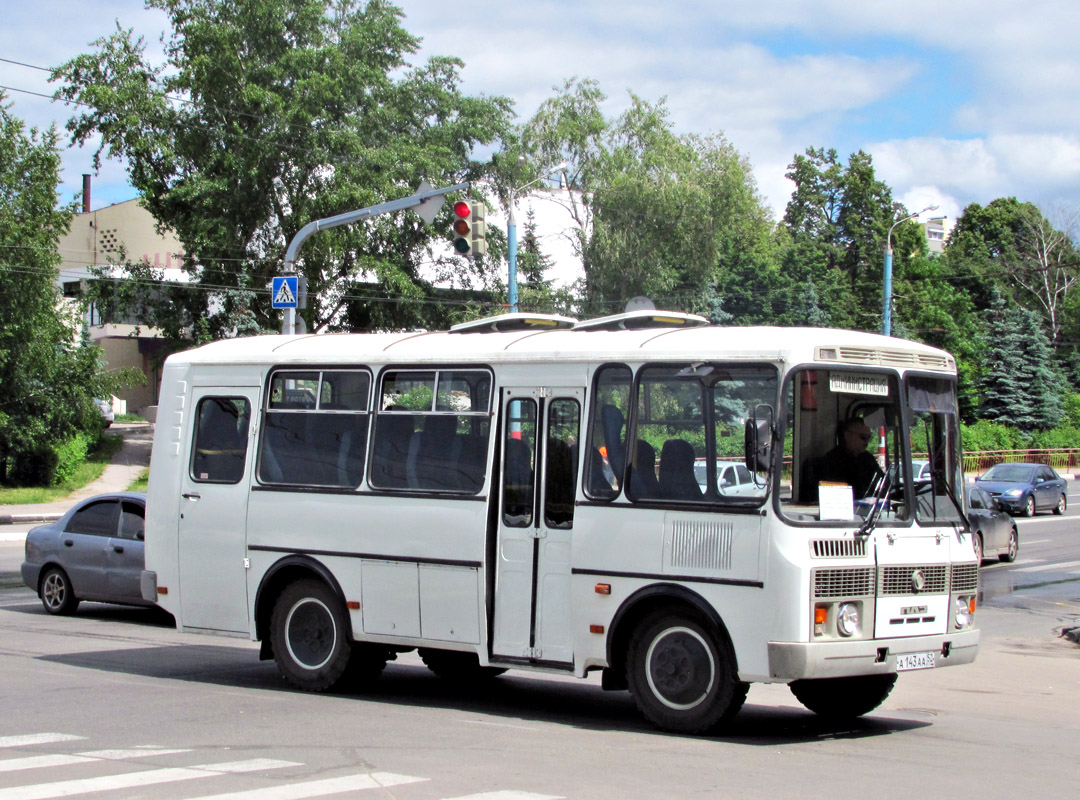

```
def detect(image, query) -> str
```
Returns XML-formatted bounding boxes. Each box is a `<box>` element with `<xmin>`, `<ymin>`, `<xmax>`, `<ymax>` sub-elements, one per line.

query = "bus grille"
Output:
<box><xmin>811</xmin><ymin>538</ymin><xmax>867</xmax><ymax>558</ymax></box>
<box><xmin>879</xmin><ymin>564</ymin><xmax>948</xmax><ymax>595</ymax></box>
<box><xmin>814</xmin><ymin>567</ymin><xmax>875</xmax><ymax>598</ymax></box>
<box><xmin>951</xmin><ymin>563</ymin><xmax>979</xmax><ymax>593</ymax></box>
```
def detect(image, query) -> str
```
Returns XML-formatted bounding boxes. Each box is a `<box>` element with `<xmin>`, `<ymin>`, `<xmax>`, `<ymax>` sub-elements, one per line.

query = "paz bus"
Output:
<box><xmin>141</xmin><ymin>309</ymin><xmax>979</xmax><ymax>734</ymax></box>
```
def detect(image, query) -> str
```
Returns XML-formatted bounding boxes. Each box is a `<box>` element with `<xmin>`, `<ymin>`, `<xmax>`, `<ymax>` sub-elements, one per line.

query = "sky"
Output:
<box><xmin>3</xmin><ymin>0</ymin><xmax>1079</xmax><ymax>264</ymax></box>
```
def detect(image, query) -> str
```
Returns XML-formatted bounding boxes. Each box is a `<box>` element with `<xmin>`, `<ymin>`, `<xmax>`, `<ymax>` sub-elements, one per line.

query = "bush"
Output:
<box><xmin>961</xmin><ymin>419</ymin><xmax>1026</xmax><ymax>452</ymax></box>
<box><xmin>53</xmin><ymin>433</ymin><xmax>92</xmax><ymax>486</ymax></box>
<box><xmin>8</xmin><ymin>446</ymin><xmax>59</xmax><ymax>487</ymax></box>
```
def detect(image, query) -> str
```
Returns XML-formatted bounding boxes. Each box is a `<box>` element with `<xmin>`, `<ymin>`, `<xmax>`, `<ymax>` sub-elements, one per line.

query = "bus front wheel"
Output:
<box><xmin>626</xmin><ymin>610</ymin><xmax>747</xmax><ymax>734</ymax></box>
<box><xmin>789</xmin><ymin>673</ymin><xmax>897</xmax><ymax>720</ymax></box>
<box><xmin>270</xmin><ymin>579</ymin><xmax>353</xmax><ymax>692</ymax></box>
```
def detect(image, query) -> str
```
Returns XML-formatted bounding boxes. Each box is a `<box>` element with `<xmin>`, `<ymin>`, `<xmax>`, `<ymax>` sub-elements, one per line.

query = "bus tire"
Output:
<box><xmin>626</xmin><ymin>609</ymin><xmax>746</xmax><ymax>734</ymax></box>
<box><xmin>419</xmin><ymin>649</ymin><xmax>507</xmax><ymax>682</ymax></box>
<box><xmin>270</xmin><ymin>579</ymin><xmax>352</xmax><ymax>692</ymax></box>
<box><xmin>789</xmin><ymin>673</ymin><xmax>897</xmax><ymax>720</ymax></box>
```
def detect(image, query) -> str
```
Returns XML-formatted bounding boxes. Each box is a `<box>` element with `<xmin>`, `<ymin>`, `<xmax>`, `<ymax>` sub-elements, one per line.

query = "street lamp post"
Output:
<box><xmin>508</xmin><ymin>162</ymin><xmax>568</xmax><ymax>312</ymax></box>
<box><xmin>883</xmin><ymin>203</ymin><xmax>938</xmax><ymax>336</ymax></box>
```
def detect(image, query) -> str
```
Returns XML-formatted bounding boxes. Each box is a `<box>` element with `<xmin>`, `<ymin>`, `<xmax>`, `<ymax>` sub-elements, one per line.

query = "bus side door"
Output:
<box><xmin>492</xmin><ymin>388</ymin><xmax>582</xmax><ymax>665</ymax></box>
<box><xmin>178</xmin><ymin>389</ymin><xmax>258</xmax><ymax>634</ymax></box>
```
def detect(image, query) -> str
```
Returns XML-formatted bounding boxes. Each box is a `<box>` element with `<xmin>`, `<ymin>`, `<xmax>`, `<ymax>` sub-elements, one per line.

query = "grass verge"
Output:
<box><xmin>0</xmin><ymin>434</ymin><xmax>124</xmax><ymax>505</ymax></box>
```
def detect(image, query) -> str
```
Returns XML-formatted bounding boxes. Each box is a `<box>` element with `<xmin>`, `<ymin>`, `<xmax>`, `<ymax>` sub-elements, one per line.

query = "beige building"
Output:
<box><xmin>920</xmin><ymin>216</ymin><xmax>952</xmax><ymax>255</ymax></box>
<box><xmin>57</xmin><ymin>183</ymin><xmax>184</xmax><ymax>419</ymax></box>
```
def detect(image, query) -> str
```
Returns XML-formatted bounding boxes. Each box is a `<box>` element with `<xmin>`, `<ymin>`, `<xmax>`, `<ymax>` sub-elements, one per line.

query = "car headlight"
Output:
<box><xmin>1004</xmin><ymin>489</ymin><xmax>1023</xmax><ymax>497</ymax></box>
<box><xmin>954</xmin><ymin>596</ymin><xmax>974</xmax><ymax>629</ymax></box>
<box><xmin>837</xmin><ymin>602</ymin><xmax>860</xmax><ymax>637</ymax></box>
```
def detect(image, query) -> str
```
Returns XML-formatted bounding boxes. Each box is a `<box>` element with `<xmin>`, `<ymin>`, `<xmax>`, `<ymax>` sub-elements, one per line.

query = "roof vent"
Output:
<box><xmin>573</xmin><ymin>310</ymin><xmax>709</xmax><ymax>332</ymax></box>
<box><xmin>449</xmin><ymin>312</ymin><xmax>578</xmax><ymax>334</ymax></box>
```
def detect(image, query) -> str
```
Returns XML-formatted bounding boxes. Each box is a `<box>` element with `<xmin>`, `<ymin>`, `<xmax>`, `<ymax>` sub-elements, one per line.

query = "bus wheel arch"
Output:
<box><xmin>606</xmin><ymin>585</ymin><xmax>747</xmax><ymax>733</ymax></box>
<box><xmin>255</xmin><ymin>557</ymin><xmax>350</xmax><ymax>662</ymax></box>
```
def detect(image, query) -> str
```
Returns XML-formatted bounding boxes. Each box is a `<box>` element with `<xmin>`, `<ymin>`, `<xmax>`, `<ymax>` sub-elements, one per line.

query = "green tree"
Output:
<box><xmin>782</xmin><ymin>147</ymin><xmax>905</xmax><ymax>330</ymax></box>
<box><xmin>978</xmin><ymin>289</ymin><xmax>1064</xmax><ymax>431</ymax></box>
<box><xmin>54</xmin><ymin>0</ymin><xmax>513</xmax><ymax>339</ymax></box>
<box><xmin>0</xmin><ymin>98</ymin><xmax>116</xmax><ymax>484</ymax></box>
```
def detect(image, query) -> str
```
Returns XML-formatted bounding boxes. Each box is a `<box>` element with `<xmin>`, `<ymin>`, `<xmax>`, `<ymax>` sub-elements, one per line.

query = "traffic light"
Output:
<box><xmin>469</xmin><ymin>201</ymin><xmax>487</xmax><ymax>256</ymax></box>
<box><xmin>451</xmin><ymin>200</ymin><xmax>488</xmax><ymax>258</ymax></box>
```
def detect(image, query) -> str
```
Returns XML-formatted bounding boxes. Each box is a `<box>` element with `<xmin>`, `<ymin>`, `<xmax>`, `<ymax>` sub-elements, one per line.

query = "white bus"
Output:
<box><xmin>141</xmin><ymin>309</ymin><xmax>979</xmax><ymax>734</ymax></box>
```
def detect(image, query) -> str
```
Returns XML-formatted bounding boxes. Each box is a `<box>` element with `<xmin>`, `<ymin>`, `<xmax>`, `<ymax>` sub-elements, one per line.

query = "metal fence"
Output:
<box><xmin>960</xmin><ymin>449</ymin><xmax>1080</xmax><ymax>474</ymax></box>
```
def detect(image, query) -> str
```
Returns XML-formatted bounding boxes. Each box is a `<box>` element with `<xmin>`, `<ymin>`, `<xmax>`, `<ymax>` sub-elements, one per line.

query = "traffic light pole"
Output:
<box><xmin>280</xmin><ymin>181</ymin><xmax>470</xmax><ymax>334</ymax></box>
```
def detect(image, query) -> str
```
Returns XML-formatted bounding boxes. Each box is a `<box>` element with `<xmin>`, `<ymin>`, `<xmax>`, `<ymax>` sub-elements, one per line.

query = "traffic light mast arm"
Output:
<box><xmin>280</xmin><ymin>180</ymin><xmax>470</xmax><ymax>334</ymax></box>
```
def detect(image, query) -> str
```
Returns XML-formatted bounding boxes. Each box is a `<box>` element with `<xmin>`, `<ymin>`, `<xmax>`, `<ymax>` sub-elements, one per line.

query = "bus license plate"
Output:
<box><xmin>896</xmin><ymin>651</ymin><xmax>936</xmax><ymax>671</ymax></box>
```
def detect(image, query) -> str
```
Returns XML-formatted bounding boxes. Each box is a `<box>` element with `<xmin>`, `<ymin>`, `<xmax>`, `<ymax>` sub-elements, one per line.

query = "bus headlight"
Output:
<box><xmin>954</xmin><ymin>596</ymin><xmax>974</xmax><ymax>629</ymax></box>
<box><xmin>837</xmin><ymin>603</ymin><xmax>860</xmax><ymax>637</ymax></box>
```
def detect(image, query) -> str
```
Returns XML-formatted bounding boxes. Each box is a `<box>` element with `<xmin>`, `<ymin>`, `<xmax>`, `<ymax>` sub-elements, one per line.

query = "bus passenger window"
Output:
<box><xmin>544</xmin><ymin>399</ymin><xmax>580</xmax><ymax>529</ymax></box>
<box><xmin>585</xmin><ymin>365</ymin><xmax>631</xmax><ymax>499</ymax></box>
<box><xmin>503</xmin><ymin>400</ymin><xmax>537</xmax><ymax>526</ymax></box>
<box><xmin>192</xmin><ymin>397</ymin><xmax>251</xmax><ymax>484</ymax></box>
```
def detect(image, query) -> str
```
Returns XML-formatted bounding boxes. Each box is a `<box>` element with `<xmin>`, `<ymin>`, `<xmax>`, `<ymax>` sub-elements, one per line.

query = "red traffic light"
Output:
<box><xmin>453</xmin><ymin>200</ymin><xmax>470</xmax><ymax>218</ymax></box>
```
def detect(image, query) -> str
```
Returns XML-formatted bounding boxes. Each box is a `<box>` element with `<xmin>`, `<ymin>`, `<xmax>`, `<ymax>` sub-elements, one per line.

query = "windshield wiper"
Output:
<box><xmin>857</xmin><ymin>471</ymin><xmax>891</xmax><ymax>537</ymax></box>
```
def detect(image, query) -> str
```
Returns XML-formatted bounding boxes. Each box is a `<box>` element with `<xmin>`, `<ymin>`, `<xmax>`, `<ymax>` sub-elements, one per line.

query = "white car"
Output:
<box><xmin>94</xmin><ymin>398</ymin><xmax>114</xmax><ymax>427</ymax></box>
<box><xmin>694</xmin><ymin>460</ymin><xmax>765</xmax><ymax>497</ymax></box>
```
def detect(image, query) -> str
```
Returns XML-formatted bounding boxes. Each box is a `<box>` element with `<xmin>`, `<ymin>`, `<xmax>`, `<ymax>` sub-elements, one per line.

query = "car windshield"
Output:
<box><xmin>982</xmin><ymin>464</ymin><xmax>1035</xmax><ymax>483</ymax></box>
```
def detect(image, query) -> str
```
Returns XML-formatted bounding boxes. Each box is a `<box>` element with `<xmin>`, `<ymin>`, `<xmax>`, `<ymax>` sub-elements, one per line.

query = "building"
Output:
<box><xmin>920</xmin><ymin>216</ymin><xmax>952</xmax><ymax>255</ymax></box>
<box><xmin>56</xmin><ymin>177</ymin><xmax>184</xmax><ymax>419</ymax></box>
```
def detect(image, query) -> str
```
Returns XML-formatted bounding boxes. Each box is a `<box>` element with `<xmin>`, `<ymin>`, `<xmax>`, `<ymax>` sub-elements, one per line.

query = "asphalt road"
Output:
<box><xmin>1</xmin><ymin>484</ymin><xmax>1077</xmax><ymax>799</ymax></box>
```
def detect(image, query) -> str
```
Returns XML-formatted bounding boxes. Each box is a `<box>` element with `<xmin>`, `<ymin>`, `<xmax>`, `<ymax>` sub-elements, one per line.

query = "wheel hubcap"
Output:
<box><xmin>285</xmin><ymin>598</ymin><xmax>336</xmax><ymax>670</ymax></box>
<box><xmin>645</xmin><ymin>626</ymin><xmax>715</xmax><ymax>710</ymax></box>
<box><xmin>43</xmin><ymin>575</ymin><xmax>64</xmax><ymax>608</ymax></box>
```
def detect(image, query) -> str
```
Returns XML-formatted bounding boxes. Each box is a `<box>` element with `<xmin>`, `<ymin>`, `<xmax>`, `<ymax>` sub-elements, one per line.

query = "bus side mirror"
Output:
<box><xmin>745</xmin><ymin>405</ymin><xmax>773</xmax><ymax>474</ymax></box>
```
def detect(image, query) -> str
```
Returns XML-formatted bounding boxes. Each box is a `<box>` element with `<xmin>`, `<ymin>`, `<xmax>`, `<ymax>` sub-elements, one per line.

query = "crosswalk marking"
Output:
<box><xmin>0</xmin><ymin>755</ymin><xmax>94</xmax><ymax>774</ymax></box>
<box><xmin>0</xmin><ymin>734</ymin><xmax>565</xmax><ymax>800</ymax></box>
<box><xmin>77</xmin><ymin>748</ymin><xmax>192</xmax><ymax>760</ymax></box>
<box><xmin>0</xmin><ymin>758</ymin><xmax>298</xmax><ymax>800</ymax></box>
<box><xmin>188</xmin><ymin>771</ymin><xmax>428</xmax><ymax>799</ymax></box>
<box><xmin>0</xmin><ymin>736</ymin><xmax>84</xmax><ymax>750</ymax></box>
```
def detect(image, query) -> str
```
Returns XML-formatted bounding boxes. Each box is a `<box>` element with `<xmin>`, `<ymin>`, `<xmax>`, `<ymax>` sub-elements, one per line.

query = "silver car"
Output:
<box><xmin>21</xmin><ymin>492</ymin><xmax>150</xmax><ymax>615</ymax></box>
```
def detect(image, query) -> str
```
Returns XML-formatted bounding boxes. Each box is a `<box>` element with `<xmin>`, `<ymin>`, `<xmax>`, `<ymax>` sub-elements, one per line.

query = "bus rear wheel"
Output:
<box><xmin>789</xmin><ymin>673</ymin><xmax>897</xmax><ymax>720</ymax></box>
<box><xmin>271</xmin><ymin>579</ymin><xmax>353</xmax><ymax>692</ymax></box>
<box><xmin>626</xmin><ymin>610</ymin><xmax>746</xmax><ymax>734</ymax></box>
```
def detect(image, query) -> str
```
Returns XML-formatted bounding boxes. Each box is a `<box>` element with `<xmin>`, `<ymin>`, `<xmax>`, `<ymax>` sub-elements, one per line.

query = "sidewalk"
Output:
<box><xmin>0</xmin><ymin>423</ymin><xmax>154</xmax><ymax>529</ymax></box>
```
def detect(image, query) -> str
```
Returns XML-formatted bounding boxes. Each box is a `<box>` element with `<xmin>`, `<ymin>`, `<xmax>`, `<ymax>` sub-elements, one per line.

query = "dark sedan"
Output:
<box><xmin>965</xmin><ymin>484</ymin><xmax>1019</xmax><ymax>564</ymax></box>
<box><xmin>974</xmin><ymin>463</ymin><xmax>1068</xmax><ymax>517</ymax></box>
<box><xmin>21</xmin><ymin>492</ymin><xmax>151</xmax><ymax>615</ymax></box>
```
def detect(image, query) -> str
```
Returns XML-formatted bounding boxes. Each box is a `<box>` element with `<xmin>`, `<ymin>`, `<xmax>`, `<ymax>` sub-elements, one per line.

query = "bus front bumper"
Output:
<box><xmin>767</xmin><ymin>628</ymin><xmax>979</xmax><ymax>681</ymax></box>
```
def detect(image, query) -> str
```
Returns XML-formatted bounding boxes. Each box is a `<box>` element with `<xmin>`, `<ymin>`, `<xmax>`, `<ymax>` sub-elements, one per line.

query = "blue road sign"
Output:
<box><xmin>272</xmin><ymin>276</ymin><xmax>299</xmax><ymax>309</ymax></box>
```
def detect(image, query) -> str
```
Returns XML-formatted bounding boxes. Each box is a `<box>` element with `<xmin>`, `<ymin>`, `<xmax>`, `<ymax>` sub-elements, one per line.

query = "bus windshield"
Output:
<box><xmin>779</xmin><ymin>368</ymin><xmax>905</xmax><ymax>524</ymax></box>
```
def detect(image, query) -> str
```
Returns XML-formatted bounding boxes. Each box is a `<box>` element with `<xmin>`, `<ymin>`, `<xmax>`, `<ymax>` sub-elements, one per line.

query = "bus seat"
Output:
<box><xmin>629</xmin><ymin>439</ymin><xmax>660</xmax><ymax>499</ymax></box>
<box><xmin>372</xmin><ymin>413</ymin><xmax>416</xmax><ymax>489</ymax></box>
<box><xmin>416</xmin><ymin>415</ymin><xmax>462</xmax><ymax>490</ymax></box>
<box><xmin>659</xmin><ymin>439</ymin><xmax>702</xmax><ymax>501</ymax></box>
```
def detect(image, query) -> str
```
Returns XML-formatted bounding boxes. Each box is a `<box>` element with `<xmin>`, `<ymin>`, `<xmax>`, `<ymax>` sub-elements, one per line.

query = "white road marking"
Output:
<box><xmin>1012</xmin><ymin>559</ymin><xmax>1080</xmax><ymax>573</ymax></box>
<box><xmin>77</xmin><ymin>748</ymin><xmax>192</xmax><ymax>760</ymax></box>
<box><xmin>0</xmin><ymin>756</ymin><xmax>94</xmax><ymax>774</ymax></box>
<box><xmin>0</xmin><ymin>758</ymin><xmax>298</xmax><ymax>800</ymax></box>
<box><xmin>444</xmin><ymin>793</ymin><xmax>564</xmax><ymax>800</ymax></box>
<box><xmin>187</xmin><ymin>771</ymin><xmax>428</xmax><ymax>800</ymax></box>
<box><xmin>0</xmin><ymin>735</ymin><xmax>84</xmax><ymax>750</ymax></box>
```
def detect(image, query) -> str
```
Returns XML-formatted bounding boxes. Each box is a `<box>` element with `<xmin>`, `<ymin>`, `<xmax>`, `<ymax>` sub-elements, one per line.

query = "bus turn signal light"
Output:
<box><xmin>595</xmin><ymin>583</ymin><xmax>611</xmax><ymax>595</ymax></box>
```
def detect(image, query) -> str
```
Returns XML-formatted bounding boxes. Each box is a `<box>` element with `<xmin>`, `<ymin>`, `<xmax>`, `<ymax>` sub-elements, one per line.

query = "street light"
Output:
<box><xmin>883</xmin><ymin>203</ymin><xmax>938</xmax><ymax>336</ymax></box>
<box><xmin>508</xmin><ymin>162</ymin><xmax>568</xmax><ymax>312</ymax></box>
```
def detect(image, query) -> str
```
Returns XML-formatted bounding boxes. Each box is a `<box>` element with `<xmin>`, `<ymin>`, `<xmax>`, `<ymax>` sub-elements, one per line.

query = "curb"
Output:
<box><xmin>0</xmin><ymin>513</ymin><xmax>63</xmax><ymax>526</ymax></box>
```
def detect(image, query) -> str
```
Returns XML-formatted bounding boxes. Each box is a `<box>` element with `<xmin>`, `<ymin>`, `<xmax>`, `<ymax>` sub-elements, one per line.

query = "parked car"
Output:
<box><xmin>21</xmin><ymin>493</ymin><xmax>150</xmax><ymax>615</ymax></box>
<box><xmin>694</xmin><ymin>459</ymin><xmax>765</xmax><ymax>497</ymax></box>
<box><xmin>94</xmin><ymin>398</ymin><xmax>114</xmax><ymax>427</ymax></box>
<box><xmin>964</xmin><ymin>484</ymin><xmax>1019</xmax><ymax>564</ymax></box>
<box><xmin>974</xmin><ymin>462</ymin><xmax>1067</xmax><ymax>517</ymax></box>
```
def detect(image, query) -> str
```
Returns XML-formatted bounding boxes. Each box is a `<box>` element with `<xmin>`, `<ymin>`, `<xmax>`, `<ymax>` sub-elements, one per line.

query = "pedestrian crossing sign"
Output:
<box><xmin>272</xmin><ymin>276</ymin><xmax>298</xmax><ymax>309</ymax></box>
